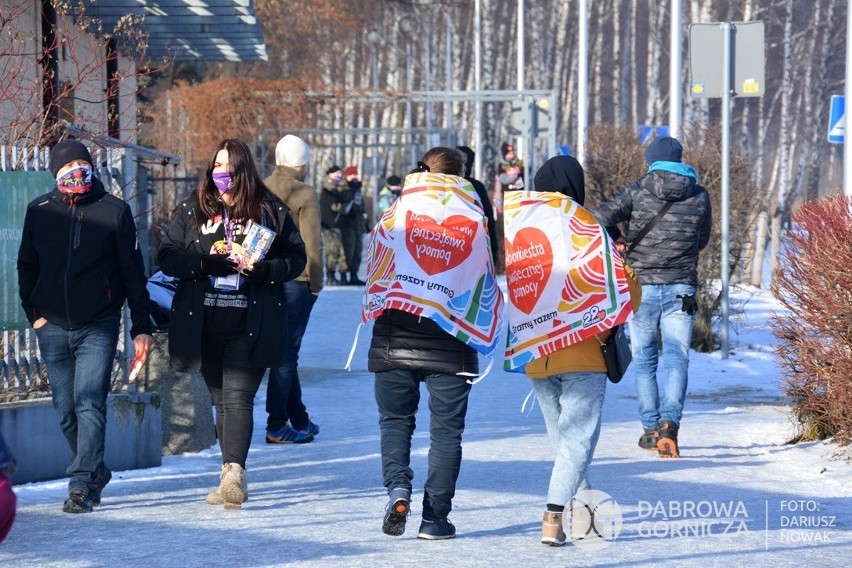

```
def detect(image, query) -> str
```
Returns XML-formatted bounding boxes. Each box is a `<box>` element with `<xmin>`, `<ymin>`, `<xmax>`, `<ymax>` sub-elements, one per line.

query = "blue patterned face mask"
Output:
<box><xmin>56</xmin><ymin>166</ymin><xmax>93</xmax><ymax>195</ymax></box>
<box><xmin>212</xmin><ymin>172</ymin><xmax>233</xmax><ymax>193</ymax></box>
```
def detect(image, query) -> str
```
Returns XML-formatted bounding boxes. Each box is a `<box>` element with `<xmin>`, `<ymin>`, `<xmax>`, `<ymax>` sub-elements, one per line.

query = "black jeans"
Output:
<box><xmin>266</xmin><ymin>281</ymin><xmax>317</xmax><ymax>431</ymax></box>
<box><xmin>374</xmin><ymin>369</ymin><xmax>471</xmax><ymax>520</ymax></box>
<box><xmin>200</xmin><ymin>330</ymin><xmax>265</xmax><ymax>468</ymax></box>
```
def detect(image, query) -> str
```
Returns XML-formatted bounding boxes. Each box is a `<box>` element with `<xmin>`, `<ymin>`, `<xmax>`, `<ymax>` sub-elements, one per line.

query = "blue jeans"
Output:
<box><xmin>374</xmin><ymin>369</ymin><xmax>471</xmax><ymax>520</ymax></box>
<box><xmin>530</xmin><ymin>372</ymin><xmax>606</xmax><ymax>507</ymax></box>
<box><xmin>266</xmin><ymin>281</ymin><xmax>317</xmax><ymax>431</ymax></box>
<box><xmin>36</xmin><ymin>319</ymin><xmax>119</xmax><ymax>496</ymax></box>
<box><xmin>629</xmin><ymin>284</ymin><xmax>696</xmax><ymax>429</ymax></box>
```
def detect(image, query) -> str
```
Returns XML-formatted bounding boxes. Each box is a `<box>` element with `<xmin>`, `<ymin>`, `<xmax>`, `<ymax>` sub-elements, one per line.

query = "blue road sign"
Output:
<box><xmin>638</xmin><ymin>125</ymin><xmax>671</xmax><ymax>144</ymax></box>
<box><xmin>828</xmin><ymin>95</ymin><xmax>844</xmax><ymax>144</ymax></box>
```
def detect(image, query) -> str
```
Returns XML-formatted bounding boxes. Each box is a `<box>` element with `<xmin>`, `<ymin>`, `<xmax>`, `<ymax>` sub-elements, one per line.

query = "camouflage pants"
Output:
<box><xmin>322</xmin><ymin>228</ymin><xmax>348</xmax><ymax>276</ymax></box>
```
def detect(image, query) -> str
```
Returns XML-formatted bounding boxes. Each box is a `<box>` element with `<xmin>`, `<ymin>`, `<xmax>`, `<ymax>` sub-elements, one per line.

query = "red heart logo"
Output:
<box><xmin>506</xmin><ymin>227</ymin><xmax>553</xmax><ymax>315</ymax></box>
<box><xmin>405</xmin><ymin>211</ymin><xmax>477</xmax><ymax>275</ymax></box>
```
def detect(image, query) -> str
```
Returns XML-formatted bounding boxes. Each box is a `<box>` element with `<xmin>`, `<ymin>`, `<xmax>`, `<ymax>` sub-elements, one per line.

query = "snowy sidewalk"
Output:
<box><xmin>2</xmin><ymin>286</ymin><xmax>850</xmax><ymax>567</ymax></box>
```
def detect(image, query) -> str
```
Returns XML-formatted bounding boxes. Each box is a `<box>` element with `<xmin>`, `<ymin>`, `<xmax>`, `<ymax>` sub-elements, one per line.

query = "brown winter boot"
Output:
<box><xmin>220</xmin><ymin>462</ymin><xmax>248</xmax><ymax>509</ymax></box>
<box><xmin>541</xmin><ymin>511</ymin><xmax>567</xmax><ymax>546</ymax></box>
<box><xmin>205</xmin><ymin>464</ymin><xmax>227</xmax><ymax>505</ymax></box>
<box><xmin>657</xmin><ymin>421</ymin><xmax>680</xmax><ymax>458</ymax></box>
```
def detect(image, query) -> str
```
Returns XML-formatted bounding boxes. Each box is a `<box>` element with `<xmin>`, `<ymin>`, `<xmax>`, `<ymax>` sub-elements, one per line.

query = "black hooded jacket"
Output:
<box><xmin>456</xmin><ymin>146</ymin><xmax>499</xmax><ymax>262</ymax></box>
<box><xmin>17</xmin><ymin>176</ymin><xmax>152</xmax><ymax>337</ymax></box>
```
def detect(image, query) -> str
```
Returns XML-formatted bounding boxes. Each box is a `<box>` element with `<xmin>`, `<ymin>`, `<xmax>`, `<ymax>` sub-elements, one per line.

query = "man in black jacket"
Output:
<box><xmin>319</xmin><ymin>165</ymin><xmax>350</xmax><ymax>286</ymax></box>
<box><xmin>594</xmin><ymin>136</ymin><xmax>711</xmax><ymax>459</ymax></box>
<box><xmin>17</xmin><ymin>140</ymin><xmax>153</xmax><ymax>513</ymax></box>
<box><xmin>340</xmin><ymin>165</ymin><xmax>366</xmax><ymax>285</ymax></box>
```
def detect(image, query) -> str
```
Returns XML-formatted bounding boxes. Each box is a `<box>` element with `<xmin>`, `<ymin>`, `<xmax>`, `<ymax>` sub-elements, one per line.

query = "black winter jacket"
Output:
<box><xmin>319</xmin><ymin>185</ymin><xmax>349</xmax><ymax>229</ymax></box>
<box><xmin>157</xmin><ymin>194</ymin><xmax>306</xmax><ymax>372</ymax></box>
<box><xmin>594</xmin><ymin>169</ymin><xmax>712</xmax><ymax>286</ymax></box>
<box><xmin>17</xmin><ymin>177</ymin><xmax>153</xmax><ymax>337</ymax></box>
<box><xmin>368</xmin><ymin>310</ymin><xmax>479</xmax><ymax>375</ymax></box>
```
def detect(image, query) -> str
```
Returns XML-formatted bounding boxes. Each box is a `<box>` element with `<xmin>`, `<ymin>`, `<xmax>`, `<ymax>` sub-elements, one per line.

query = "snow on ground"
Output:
<box><xmin>1</xmin><ymin>284</ymin><xmax>850</xmax><ymax>567</ymax></box>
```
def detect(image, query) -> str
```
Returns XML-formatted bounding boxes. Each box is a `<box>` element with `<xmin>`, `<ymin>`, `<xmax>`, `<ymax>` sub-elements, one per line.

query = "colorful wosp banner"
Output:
<box><xmin>362</xmin><ymin>172</ymin><xmax>503</xmax><ymax>360</ymax></box>
<box><xmin>503</xmin><ymin>191</ymin><xmax>632</xmax><ymax>371</ymax></box>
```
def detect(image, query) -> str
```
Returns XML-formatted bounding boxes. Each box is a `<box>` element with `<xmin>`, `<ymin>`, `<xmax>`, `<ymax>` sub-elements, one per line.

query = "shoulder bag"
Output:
<box><xmin>599</xmin><ymin>325</ymin><xmax>632</xmax><ymax>383</ymax></box>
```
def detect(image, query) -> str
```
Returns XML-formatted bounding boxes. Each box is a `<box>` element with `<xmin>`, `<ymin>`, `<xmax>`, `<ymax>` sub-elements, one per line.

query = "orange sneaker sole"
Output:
<box><xmin>657</xmin><ymin>437</ymin><xmax>680</xmax><ymax>458</ymax></box>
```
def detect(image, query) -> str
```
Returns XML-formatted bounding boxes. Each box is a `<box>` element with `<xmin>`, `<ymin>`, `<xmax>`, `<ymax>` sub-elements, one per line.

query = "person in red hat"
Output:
<box><xmin>340</xmin><ymin>165</ymin><xmax>367</xmax><ymax>285</ymax></box>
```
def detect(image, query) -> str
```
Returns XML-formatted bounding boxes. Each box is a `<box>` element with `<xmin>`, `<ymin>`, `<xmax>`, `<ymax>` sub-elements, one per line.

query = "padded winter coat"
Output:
<box><xmin>368</xmin><ymin>310</ymin><xmax>479</xmax><ymax>376</ymax></box>
<box><xmin>594</xmin><ymin>168</ymin><xmax>712</xmax><ymax>287</ymax></box>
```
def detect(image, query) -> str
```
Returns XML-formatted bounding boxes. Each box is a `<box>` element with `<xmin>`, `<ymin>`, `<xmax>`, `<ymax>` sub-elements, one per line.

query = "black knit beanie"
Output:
<box><xmin>644</xmin><ymin>136</ymin><xmax>683</xmax><ymax>165</ymax></box>
<box><xmin>49</xmin><ymin>140</ymin><xmax>93</xmax><ymax>177</ymax></box>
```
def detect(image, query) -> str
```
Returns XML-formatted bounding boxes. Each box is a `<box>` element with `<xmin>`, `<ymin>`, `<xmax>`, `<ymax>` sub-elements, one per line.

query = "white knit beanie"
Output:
<box><xmin>275</xmin><ymin>135</ymin><xmax>310</xmax><ymax>167</ymax></box>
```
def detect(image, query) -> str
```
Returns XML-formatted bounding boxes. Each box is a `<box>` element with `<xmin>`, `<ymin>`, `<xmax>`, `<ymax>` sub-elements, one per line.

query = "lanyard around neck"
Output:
<box><xmin>222</xmin><ymin>205</ymin><xmax>234</xmax><ymax>253</ymax></box>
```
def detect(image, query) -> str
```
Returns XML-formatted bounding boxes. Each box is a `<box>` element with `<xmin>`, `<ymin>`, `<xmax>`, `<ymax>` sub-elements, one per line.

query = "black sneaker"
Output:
<box><xmin>382</xmin><ymin>488</ymin><xmax>411</xmax><ymax>536</ymax></box>
<box><xmin>91</xmin><ymin>469</ymin><xmax>112</xmax><ymax>506</ymax></box>
<box><xmin>63</xmin><ymin>491</ymin><xmax>93</xmax><ymax>514</ymax></box>
<box><xmin>417</xmin><ymin>518</ymin><xmax>456</xmax><ymax>540</ymax></box>
<box><xmin>657</xmin><ymin>421</ymin><xmax>680</xmax><ymax>458</ymax></box>
<box><xmin>348</xmin><ymin>273</ymin><xmax>366</xmax><ymax>286</ymax></box>
<box><xmin>638</xmin><ymin>427</ymin><xmax>659</xmax><ymax>450</ymax></box>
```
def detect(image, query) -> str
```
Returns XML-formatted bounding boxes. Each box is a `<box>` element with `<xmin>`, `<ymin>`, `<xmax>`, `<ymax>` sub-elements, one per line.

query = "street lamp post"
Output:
<box><xmin>367</xmin><ymin>29</ymin><xmax>381</xmax><ymax>89</ymax></box>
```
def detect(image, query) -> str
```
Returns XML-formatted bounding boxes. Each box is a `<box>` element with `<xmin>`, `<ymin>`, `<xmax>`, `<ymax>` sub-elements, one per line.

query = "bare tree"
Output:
<box><xmin>0</xmin><ymin>0</ymin><xmax>153</xmax><ymax>147</ymax></box>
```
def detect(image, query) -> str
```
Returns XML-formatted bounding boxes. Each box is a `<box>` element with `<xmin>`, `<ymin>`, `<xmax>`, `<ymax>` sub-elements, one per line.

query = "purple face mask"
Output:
<box><xmin>212</xmin><ymin>172</ymin><xmax>233</xmax><ymax>193</ymax></box>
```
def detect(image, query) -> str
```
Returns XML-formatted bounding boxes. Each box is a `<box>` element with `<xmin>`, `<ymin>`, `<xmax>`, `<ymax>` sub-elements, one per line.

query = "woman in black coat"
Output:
<box><xmin>158</xmin><ymin>139</ymin><xmax>305</xmax><ymax>509</ymax></box>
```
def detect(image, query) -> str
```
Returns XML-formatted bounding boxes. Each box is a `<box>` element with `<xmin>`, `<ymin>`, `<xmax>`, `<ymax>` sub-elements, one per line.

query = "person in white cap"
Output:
<box><xmin>263</xmin><ymin>135</ymin><xmax>323</xmax><ymax>444</ymax></box>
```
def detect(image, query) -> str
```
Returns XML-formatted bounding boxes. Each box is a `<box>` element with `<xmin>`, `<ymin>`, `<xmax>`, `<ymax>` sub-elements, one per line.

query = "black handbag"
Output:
<box><xmin>599</xmin><ymin>324</ymin><xmax>632</xmax><ymax>383</ymax></box>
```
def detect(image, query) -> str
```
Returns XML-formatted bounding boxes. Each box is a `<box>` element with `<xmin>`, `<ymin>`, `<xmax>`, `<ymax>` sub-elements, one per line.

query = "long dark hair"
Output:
<box><xmin>195</xmin><ymin>139</ymin><xmax>272</xmax><ymax>224</ymax></box>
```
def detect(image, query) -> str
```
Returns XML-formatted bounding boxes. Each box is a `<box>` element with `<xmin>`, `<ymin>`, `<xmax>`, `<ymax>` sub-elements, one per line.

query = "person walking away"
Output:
<box><xmin>378</xmin><ymin>175</ymin><xmax>402</xmax><ymax>213</ymax></box>
<box><xmin>504</xmin><ymin>156</ymin><xmax>639</xmax><ymax>545</ymax></box>
<box><xmin>263</xmin><ymin>135</ymin><xmax>322</xmax><ymax>444</ymax></box>
<box><xmin>319</xmin><ymin>165</ymin><xmax>349</xmax><ymax>286</ymax></box>
<box><xmin>157</xmin><ymin>139</ymin><xmax>306</xmax><ymax>508</ymax></box>
<box><xmin>363</xmin><ymin>147</ymin><xmax>503</xmax><ymax>540</ymax></box>
<box><xmin>594</xmin><ymin>136</ymin><xmax>711</xmax><ymax>458</ymax></box>
<box><xmin>340</xmin><ymin>165</ymin><xmax>366</xmax><ymax>285</ymax></box>
<box><xmin>17</xmin><ymin>139</ymin><xmax>154</xmax><ymax>513</ymax></box>
<box><xmin>456</xmin><ymin>145</ymin><xmax>499</xmax><ymax>264</ymax></box>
